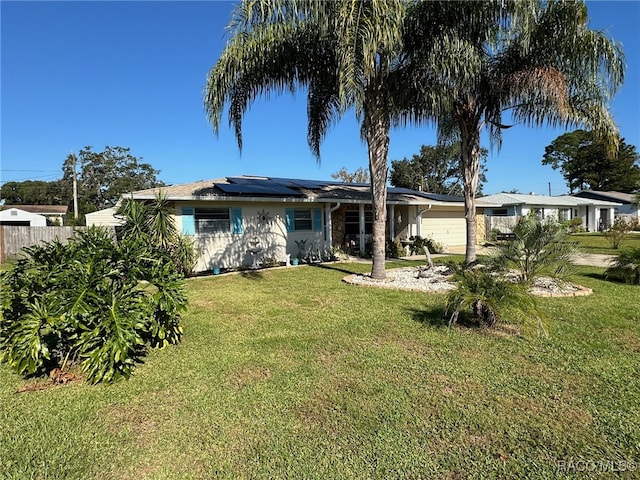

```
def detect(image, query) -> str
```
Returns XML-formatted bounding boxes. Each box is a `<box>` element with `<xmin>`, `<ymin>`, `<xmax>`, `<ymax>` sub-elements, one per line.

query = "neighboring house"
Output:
<box><xmin>0</xmin><ymin>205</ymin><xmax>69</xmax><ymax>227</ymax></box>
<box><xmin>572</xmin><ymin>190</ymin><xmax>640</xmax><ymax>218</ymax></box>
<box><xmin>0</xmin><ymin>207</ymin><xmax>47</xmax><ymax>226</ymax></box>
<box><xmin>0</xmin><ymin>205</ymin><xmax>69</xmax><ymax>226</ymax></box>
<box><xmin>480</xmin><ymin>192</ymin><xmax>622</xmax><ymax>234</ymax></box>
<box><xmin>85</xmin><ymin>207</ymin><xmax>125</xmax><ymax>227</ymax></box>
<box><xmin>89</xmin><ymin>175</ymin><xmax>481</xmax><ymax>272</ymax></box>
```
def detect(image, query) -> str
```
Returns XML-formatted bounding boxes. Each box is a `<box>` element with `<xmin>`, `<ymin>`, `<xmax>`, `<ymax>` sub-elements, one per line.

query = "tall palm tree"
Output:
<box><xmin>205</xmin><ymin>0</ymin><xmax>407</xmax><ymax>279</ymax></box>
<box><xmin>402</xmin><ymin>0</ymin><xmax>624</xmax><ymax>264</ymax></box>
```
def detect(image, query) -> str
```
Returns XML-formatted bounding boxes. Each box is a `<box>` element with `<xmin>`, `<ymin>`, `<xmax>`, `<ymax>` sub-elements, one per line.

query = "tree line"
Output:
<box><xmin>1</xmin><ymin>146</ymin><xmax>164</xmax><ymax>224</ymax></box>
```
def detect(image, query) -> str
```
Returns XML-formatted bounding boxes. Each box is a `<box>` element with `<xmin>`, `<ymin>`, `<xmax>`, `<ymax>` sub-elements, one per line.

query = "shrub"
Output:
<box><xmin>605</xmin><ymin>247</ymin><xmax>640</xmax><ymax>285</ymax></box>
<box><xmin>445</xmin><ymin>268</ymin><xmax>543</xmax><ymax>333</ymax></box>
<box><xmin>0</xmin><ymin>227</ymin><xmax>188</xmax><ymax>384</ymax></box>
<box><xmin>117</xmin><ymin>192</ymin><xmax>197</xmax><ymax>275</ymax></box>
<box><xmin>603</xmin><ymin>217</ymin><xmax>631</xmax><ymax>249</ymax></box>
<box><xmin>409</xmin><ymin>236</ymin><xmax>441</xmax><ymax>255</ymax></box>
<box><xmin>491</xmin><ymin>215</ymin><xmax>579</xmax><ymax>285</ymax></box>
<box><xmin>567</xmin><ymin>217</ymin><xmax>583</xmax><ymax>233</ymax></box>
<box><xmin>387</xmin><ymin>238</ymin><xmax>406</xmax><ymax>258</ymax></box>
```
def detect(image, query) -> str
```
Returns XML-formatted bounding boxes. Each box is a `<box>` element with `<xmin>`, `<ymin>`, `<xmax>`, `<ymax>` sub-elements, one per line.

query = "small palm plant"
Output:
<box><xmin>491</xmin><ymin>215</ymin><xmax>579</xmax><ymax>285</ymax></box>
<box><xmin>605</xmin><ymin>247</ymin><xmax>640</xmax><ymax>285</ymax></box>
<box><xmin>445</xmin><ymin>268</ymin><xmax>544</xmax><ymax>334</ymax></box>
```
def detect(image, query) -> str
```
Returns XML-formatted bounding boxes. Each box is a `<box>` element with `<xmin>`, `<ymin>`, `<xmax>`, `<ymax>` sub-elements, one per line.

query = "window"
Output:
<box><xmin>294</xmin><ymin>209</ymin><xmax>313</xmax><ymax>231</ymax></box>
<box><xmin>344</xmin><ymin>209</ymin><xmax>373</xmax><ymax>235</ymax></box>
<box><xmin>558</xmin><ymin>208</ymin><xmax>571</xmax><ymax>222</ymax></box>
<box><xmin>195</xmin><ymin>208</ymin><xmax>230</xmax><ymax>233</ymax></box>
<box><xmin>492</xmin><ymin>208</ymin><xmax>508</xmax><ymax>216</ymax></box>
<box><xmin>285</xmin><ymin>208</ymin><xmax>322</xmax><ymax>232</ymax></box>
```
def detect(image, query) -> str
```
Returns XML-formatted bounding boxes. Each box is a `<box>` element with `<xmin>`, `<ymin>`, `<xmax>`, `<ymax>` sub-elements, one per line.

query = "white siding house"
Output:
<box><xmin>480</xmin><ymin>193</ymin><xmax>621</xmax><ymax>233</ymax></box>
<box><xmin>0</xmin><ymin>207</ymin><xmax>47</xmax><ymax>226</ymax></box>
<box><xmin>85</xmin><ymin>207</ymin><xmax>125</xmax><ymax>227</ymax></box>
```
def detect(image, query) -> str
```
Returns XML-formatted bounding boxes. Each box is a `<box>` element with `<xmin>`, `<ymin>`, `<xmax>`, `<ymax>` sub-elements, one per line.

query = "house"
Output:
<box><xmin>91</xmin><ymin>175</ymin><xmax>480</xmax><ymax>272</ymax></box>
<box><xmin>572</xmin><ymin>190</ymin><xmax>639</xmax><ymax>219</ymax></box>
<box><xmin>480</xmin><ymin>192</ymin><xmax>622</xmax><ymax>234</ymax></box>
<box><xmin>0</xmin><ymin>205</ymin><xmax>68</xmax><ymax>226</ymax></box>
<box><xmin>85</xmin><ymin>207</ymin><xmax>125</xmax><ymax>227</ymax></box>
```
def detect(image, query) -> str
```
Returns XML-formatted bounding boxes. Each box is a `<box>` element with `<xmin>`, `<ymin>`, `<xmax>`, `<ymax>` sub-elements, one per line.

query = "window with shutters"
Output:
<box><xmin>195</xmin><ymin>208</ymin><xmax>230</xmax><ymax>233</ymax></box>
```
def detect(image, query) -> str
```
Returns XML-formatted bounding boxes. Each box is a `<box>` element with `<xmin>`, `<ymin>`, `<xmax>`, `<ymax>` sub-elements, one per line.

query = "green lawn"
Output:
<box><xmin>570</xmin><ymin>232</ymin><xmax>640</xmax><ymax>255</ymax></box>
<box><xmin>1</xmin><ymin>261</ymin><xmax>638</xmax><ymax>479</ymax></box>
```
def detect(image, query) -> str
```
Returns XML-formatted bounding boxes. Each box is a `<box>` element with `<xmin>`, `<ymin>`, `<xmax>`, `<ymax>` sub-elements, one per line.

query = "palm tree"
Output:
<box><xmin>205</xmin><ymin>0</ymin><xmax>407</xmax><ymax>279</ymax></box>
<box><xmin>402</xmin><ymin>0</ymin><xmax>624</xmax><ymax>264</ymax></box>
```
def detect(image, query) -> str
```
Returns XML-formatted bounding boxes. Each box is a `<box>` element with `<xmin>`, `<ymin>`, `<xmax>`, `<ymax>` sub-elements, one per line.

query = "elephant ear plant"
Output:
<box><xmin>0</xmin><ymin>217</ymin><xmax>189</xmax><ymax>384</ymax></box>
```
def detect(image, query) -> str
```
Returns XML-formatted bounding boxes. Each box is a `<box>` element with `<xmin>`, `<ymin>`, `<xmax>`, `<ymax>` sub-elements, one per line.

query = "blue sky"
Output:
<box><xmin>1</xmin><ymin>0</ymin><xmax>638</xmax><ymax>196</ymax></box>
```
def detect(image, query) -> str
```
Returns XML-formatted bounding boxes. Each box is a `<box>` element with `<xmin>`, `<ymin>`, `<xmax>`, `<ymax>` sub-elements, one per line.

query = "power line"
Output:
<box><xmin>1</xmin><ymin>169</ymin><xmax>60</xmax><ymax>173</ymax></box>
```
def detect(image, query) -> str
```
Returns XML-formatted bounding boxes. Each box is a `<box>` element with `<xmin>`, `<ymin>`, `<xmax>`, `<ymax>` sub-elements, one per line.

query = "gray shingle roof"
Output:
<box><xmin>481</xmin><ymin>193</ymin><xmax>621</xmax><ymax>207</ymax></box>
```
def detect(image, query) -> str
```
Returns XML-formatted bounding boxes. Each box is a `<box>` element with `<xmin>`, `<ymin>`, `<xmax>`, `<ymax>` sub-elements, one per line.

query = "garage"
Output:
<box><xmin>420</xmin><ymin>207</ymin><xmax>466</xmax><ymax>248</ymax></box>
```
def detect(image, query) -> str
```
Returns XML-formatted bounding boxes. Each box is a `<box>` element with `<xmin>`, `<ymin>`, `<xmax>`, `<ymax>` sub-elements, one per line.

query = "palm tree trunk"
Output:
<box><xmin>460</xmin><ymin>119</ymin><xmax>481</xmax><ymax>265</ymax></box>
<box><xmin>364</xmin><ymin>105</ymin><xmax>391</xmax><ymax>280</ymax></box>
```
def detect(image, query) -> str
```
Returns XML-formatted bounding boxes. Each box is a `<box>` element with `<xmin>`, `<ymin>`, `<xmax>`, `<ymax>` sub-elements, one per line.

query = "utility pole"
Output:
<box><xmin>548</xmin><ymin>182</ymin><xmax>551</xmax><ymax>196</ymax></box>
<box><xmin>71</xmin><ymin>152</ymin><xmax>79</xmax><ymax>221</ymax></box>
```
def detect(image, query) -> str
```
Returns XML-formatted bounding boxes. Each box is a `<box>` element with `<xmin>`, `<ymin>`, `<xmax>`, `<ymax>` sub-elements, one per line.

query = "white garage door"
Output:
<box><xmin>421</xmin><ymin>208</ymin><xmax>466</xmax><ymax>247</ymax></box>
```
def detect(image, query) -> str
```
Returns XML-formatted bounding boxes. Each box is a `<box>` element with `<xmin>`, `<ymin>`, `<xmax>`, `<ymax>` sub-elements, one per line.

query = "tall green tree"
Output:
<box><xmin>390</xmin><ymin>144</ymin><xmax>488</xmax><ymax>196</ymax></box>
<box><xmin>0</xmin><ymin>180</ymin><xmax>68</xmax><ymax>206</ymax></box>
<box><xmin>62</xmin><ymin>146</ymin><xmax>164</xmax><ymax>213</ymax></box>
<box><xmin>542</xmin><ymin>130</ymin><xmax>640</xmax><ymax>193</ymax></box>
<box><xmin>205</xmin><ymin>0</ymin><xmax>410</xmax><ymax>279</ymax></box>
<box><xmin>402</xmin><ymin>0</ymin><xmax>624</xmax><ymax>264</ymax></box>
<box><xmin>331</xmin><ymin>167</ymin><xmax>370</xmax><ymax>184</ymax></box>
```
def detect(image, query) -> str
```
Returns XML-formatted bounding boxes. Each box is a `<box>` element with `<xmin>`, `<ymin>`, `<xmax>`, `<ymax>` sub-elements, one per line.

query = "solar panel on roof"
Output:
<box><xmin>217</xmin><ymin>183</ymin><xmax>302</xmax><ymax>196</ymax></box>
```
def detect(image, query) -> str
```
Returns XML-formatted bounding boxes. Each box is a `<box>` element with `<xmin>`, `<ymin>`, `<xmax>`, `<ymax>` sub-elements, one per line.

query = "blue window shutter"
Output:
<box><xmin>181</xmin><ymin>207</ymin><xmax>195</xmax><ymax>235</ymax></box>
<box><xmin>231</xmin><ymin>207</ymin><xmax>243</xmax><ymax>234</ymax></box>
<box><xmin>285</xmin><ymin>208</ymin><xmax>295</xmax><ymax>232</ymax></box>
<box><xmin>313</xmin><ymin>208</ymin><xmax>322</xmax><ymax>232</ymax></box>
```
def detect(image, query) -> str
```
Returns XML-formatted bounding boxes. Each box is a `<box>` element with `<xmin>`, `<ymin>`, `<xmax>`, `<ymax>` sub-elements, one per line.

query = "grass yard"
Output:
<box><xmin>570</xmin><ymin>232</ymin><xmax>640</xmax><ymax>255</ymax></box>
<box><xmin>1</xmin><ymin>260</ymin><xmax>638</xmax><ymax>479</ymax></box>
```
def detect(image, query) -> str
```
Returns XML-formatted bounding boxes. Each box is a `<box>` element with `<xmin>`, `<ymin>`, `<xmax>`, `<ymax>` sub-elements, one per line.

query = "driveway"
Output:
<box><xmin>571</xmin><ymin>253</ymin><xmax>614</xmax><ymax>268</ymax></box>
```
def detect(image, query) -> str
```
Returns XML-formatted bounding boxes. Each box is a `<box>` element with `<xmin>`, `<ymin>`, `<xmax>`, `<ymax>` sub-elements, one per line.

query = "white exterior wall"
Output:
<box><xmin>0</xmin><ymin>208</ymin><xmax>47</xmax><ymax>226</ymax></box>
<box><xmin>85</xmin><ymin>207</ymin><xmax>125</xmax><ymax>227</ymax></box>
<box><xmin>176</xmin><ymin>201</ymin><xmax>325</xmax><ymax>272</ymax></box>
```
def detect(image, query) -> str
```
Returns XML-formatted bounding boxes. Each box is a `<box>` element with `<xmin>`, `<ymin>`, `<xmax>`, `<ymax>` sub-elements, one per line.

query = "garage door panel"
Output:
<box><xmin>421</xmin><ymin>209</ymin><xmax>466</xmax><ymax>246</ymax></box>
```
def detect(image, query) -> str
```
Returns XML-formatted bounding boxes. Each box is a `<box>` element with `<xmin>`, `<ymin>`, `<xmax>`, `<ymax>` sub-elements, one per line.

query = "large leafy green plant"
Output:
<box><xmin>0</xmin><ymin>226</ymin><xmax>187</xmax><ymax>384</ymax></box>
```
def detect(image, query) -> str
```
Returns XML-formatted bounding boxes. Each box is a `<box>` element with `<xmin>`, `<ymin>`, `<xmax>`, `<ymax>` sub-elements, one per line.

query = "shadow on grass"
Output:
<box><xmin>407</xmin><ymin>306</ymin><xmax>486</xmax><ymax>331</ymax></box>
<box><xmin>311</xmin><ymin>262</ymin><xmax>366</xmax><ymax>276</ymax></box>
<box><xmin>238</xmin><ymin>270</ymin><xmax>265</xmax><ymax>280</ymax></box>
<box><xmin>406</xmin><ymin>306</ymin><xmax>449</xmax><ymax>328</ymax></box>
<box><xmin>580</xmin><ymin>272</ymin><xmax>607</xmax><ymax>281</ymax></box>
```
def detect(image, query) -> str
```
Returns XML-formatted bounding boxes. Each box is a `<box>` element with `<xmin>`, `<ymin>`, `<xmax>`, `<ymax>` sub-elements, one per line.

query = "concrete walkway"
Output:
<box><xmin>398</xmin><ymin>247</ymin><xmax>614</xmax><ymax>268</ymax></box>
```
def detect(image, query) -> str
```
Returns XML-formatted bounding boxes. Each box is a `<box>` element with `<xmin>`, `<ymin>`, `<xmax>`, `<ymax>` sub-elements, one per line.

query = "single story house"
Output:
<box><xmin>0</xmin><ymin>207</ymin><xmax>47</xmax><ymax>226</ymax></box>
<box><xmin>572</xmin><ymin>190</ymin><xmax>639</xmax><ymax>218</ymax></box>
<box><xmin>90</xmin><ymin>175</ymin><xmax>484</xmax><ymax>272</ymax></box>
<box><xmin>85</xmin><ymin>207</ymin><xmax>126</xmax><ymax>227</ymax></box>
<box><xmin>480</xmin><ymin>192</ymin><xmax>622</xmax><ymax>234</ymax></box>
<box><xmin>0</xmin><ymin>205</ymin><xmax>68</xmax><ymax>226</ymax></box>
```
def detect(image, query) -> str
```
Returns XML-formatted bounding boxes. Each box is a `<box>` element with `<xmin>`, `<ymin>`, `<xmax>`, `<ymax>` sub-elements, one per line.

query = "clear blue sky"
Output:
<box><xmin>1</xmin><ymin>1</ymin><xmax>638</xmax><ymax>196</ymax></box>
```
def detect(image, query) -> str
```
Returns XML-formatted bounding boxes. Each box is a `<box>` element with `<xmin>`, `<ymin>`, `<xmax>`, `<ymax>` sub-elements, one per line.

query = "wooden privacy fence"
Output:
<box><xmin>0</xmin><ymin>226</ymin><xmax>116</xmax><ymax>263</ymax></box>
